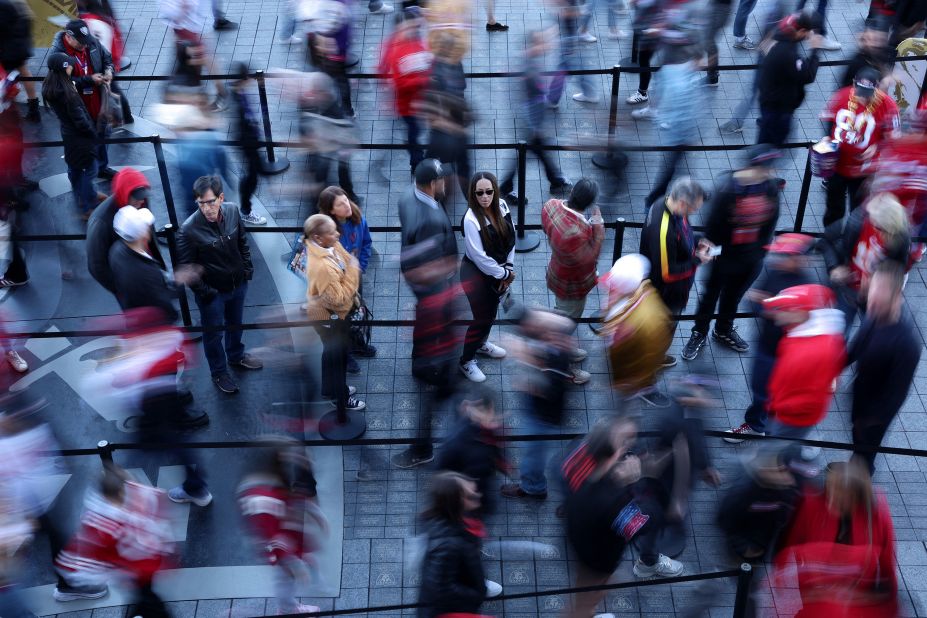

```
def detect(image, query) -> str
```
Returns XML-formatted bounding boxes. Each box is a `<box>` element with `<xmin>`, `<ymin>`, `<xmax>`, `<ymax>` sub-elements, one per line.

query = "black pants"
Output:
<box><xmin>427</xmin><ymin>128</ymin><xmax>471</xmax><ymax>198</ymax></box>
<box><xmin>631</xmin><ymin>33</ymin><xmax>655</xmax><ymax>93</ymax></box>
<box><xmin>239</xmin><ymin>147</ymin><xmax>261</xmax><ymax>215</ymax></box>
<box><xmin>693</xmin><ymin>257</ymin><xmax>763</xmax><ymax>335</ymax></box>
<box><xmin>824</xmin><ymin>173</ymin><xmax>866</xmax><ymax>228</ymax></box>
<box><xmin>500</xmin><ymin>132</ymin><xmax>563</xmax><ymax>196</ymax></box>
<box><xmin>130</xmin><ymin>582</ymin><xmax>169</xmax><ymax>618</ymax></box>
<box><xmin>460</xmin><ymin>260</ymin><xmax>501</xmax><ymax>364</ymax></box>
<box><xmin>139</xmin><ymin>388</ymin><xmax>207</xmax><ymax>496</ymax></box>
<box><xmin>402</xmin><ymin>115</ymin><xmax>425</xmax><ymax>173</ymax></box>
<box><xmin>757</xmin><ymin>108</ymin><xmax>793</xmax><ymax>147</ymax></box>
<box><xmin>308</xmin><ymin>153</ymin><xmax>355</xmax><ymax>207</ymax></box>
<box><xmin>645</xmin><ymin>149</ymin><xmax>685</xmax><ymax>208</ymax></box>
<box><xmin>656</xmin><ymin>281</ymin><xmax>692</xmax><ymax>338</ymax></box>
<box><xmin>851</xmin><ymin>409</ymin><xmax>896</xmax><ymax>475</ymax></box>
<box><xmin>316</xmin><ymin>319</ymin><xmax>350</xmax><ymax>412</ymax></box>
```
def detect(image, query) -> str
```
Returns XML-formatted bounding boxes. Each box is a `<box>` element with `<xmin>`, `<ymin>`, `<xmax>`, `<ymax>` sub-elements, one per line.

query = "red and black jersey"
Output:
<box><xmin>822</xmin><ymin>86</ymin><xmax>899</xmax><ymax>178</ymax></box>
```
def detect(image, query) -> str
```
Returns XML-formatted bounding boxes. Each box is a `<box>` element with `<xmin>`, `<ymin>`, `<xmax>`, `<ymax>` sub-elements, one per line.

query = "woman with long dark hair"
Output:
<box><xmin>42</xmin><ymin>52</ymin><xmax>100</xmax><ymax>218</ymax></box>
<box><xmin>458</xmin><ymin>171</ymin><xmax>515</xmax><ymax>383</ymax></box>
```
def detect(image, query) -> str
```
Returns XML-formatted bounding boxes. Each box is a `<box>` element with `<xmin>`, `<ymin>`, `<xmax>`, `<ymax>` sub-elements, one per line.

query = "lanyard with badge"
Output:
<box><xmin>73</xmin><ymin>55</ymin><xmax>94</xmax><ymax>96</ymax></box>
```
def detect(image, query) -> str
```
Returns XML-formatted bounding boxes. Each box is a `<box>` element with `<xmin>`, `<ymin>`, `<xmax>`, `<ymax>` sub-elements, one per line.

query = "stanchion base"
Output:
<box><xmin>261</xmin><ymin>157</ymin><xmax>291</xmax><ymax>175</ymax></box>
<box><xmin>515</xmin><ymin>231</ymin><xmax>540</xmax><ymax>253</ymax></box>
<box><xmin>318</xmin><ymin>409</ymin><xmax>367</xmax><ymax>441</ymax></box>
<box><xmin>591</xmin><ymin>152</ymin><xmax>613</xmax><ymax>169</ymax></box>
<box><xmin>346</xmin><ymin>53</ymin><xmax>360</xmax><ymax>69</ymax></box>
<box><xmin>591</xmin><ymin>150</ymin><xmax>629</xmax><ymax>174</ymax></box>
<box><xmin>120</xmin><ymin>57</ymin><xmax>132</xmax><ymax>71</ymax></box>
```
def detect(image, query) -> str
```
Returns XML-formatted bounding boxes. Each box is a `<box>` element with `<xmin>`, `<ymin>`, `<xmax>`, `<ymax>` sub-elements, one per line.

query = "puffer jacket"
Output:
<box><xmin>176</xmin><ymin>203</ymin><xmax>252</xmax><ymax>297</ymax></box>
<box><xmin>417</xmin><ymin>517</ymin><xmax>487</xmax><ymax>618</ymax></box>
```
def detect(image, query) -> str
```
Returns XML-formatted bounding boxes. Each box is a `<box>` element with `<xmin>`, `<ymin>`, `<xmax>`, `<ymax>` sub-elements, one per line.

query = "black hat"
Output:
<box><xmin>744</xmin><ymin>143</ymin><xmax>781</xmax><ymax>168</ymax></box>
<box><xmin>414</xmin><ymin>158</ymin><xmax>452</xmax><ymax>186</ymax></box>
<box><xmin>794</xmin><ymin>9</ymin><xmax>823</xmax><ymax>32</ymax></box>
<box><xmin>47</xmin><ymin>52</ymin><xmax>76</xmax><ymax>72</ymax></box>
<box><xmin>64</xmin><ymin>19</ymin><xmax>92</xmax><ymax>45</ymax></box>
<box><xmin>854</xmin><ymin>66</ymin><xmax>880</xmax><ymax>98</ymax></box>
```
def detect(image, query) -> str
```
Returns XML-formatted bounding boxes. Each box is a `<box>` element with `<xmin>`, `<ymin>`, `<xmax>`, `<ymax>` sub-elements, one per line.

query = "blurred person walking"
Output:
<box><xmin>78</xmin><ymin>0</ymin><xmax>133</xmax><ymax>122</ymax></box>
<box><xmin>458</xmin><ymin>172</ymin><xmax>514</xmax><ymax>384</ymax></box>
<box><xmin>177</xmin><ymin>175</ymin><xmax>263</xmax><ymax>395</ymax></box>
<box><xmin>756</xmin><ymin>10</ymin><xmax>823</xmax><ymax>146</ymax></box>
<box><xmin>307</xmin><ymin>6</ymin><xmax>354</xmax><ymax>119</ymax></box>
<box><xmin>303</xmin><ymin>213</ymin><xmax>366</xmax><ymax>413</ymax></box>
<box><xmin>820</xmin><ymin>66</ymin><xmax>899</xmax><ymax>228</ymax></box>
<box><xmin>840</xmin><ymin>17</ymin><xmax>894</xmax><ymax>89</ymax></box>
<box><xmin>625</xmin><ymin>0</ymin><xmax>665</xmax><ymax>107</ymax></box>
<box><xmin>42</xmin><ymin>53</ymin><xmax>101</xmax><ymax>218</ymax></box>
<box><xmin>724</xmin><ymin>233</ymin><xmax>812</xmax><ymax>442</ymax></box>
<box><xmin>682</xmin><ymin>144</ymin><xmax>781</xmax><ymax>361</ymax></box>
<box><xmin>393</xmin><ymin>159</ymin><xmax>461</xmax><ymax>469</ymax></box>
<box><xmin>416</xmin><ymin>471</ymin><xmax>495</xmax><ymax>617</ymax></box>
<box><xmin>870</xmin><ymin>110</ymin><xmax>927</xmax><ymax>244</ymax></box>
<box><xmin>170</xmin><ymin>91</ymin><xmax>231</xmax><ymax>220</ymax></box>
<box><xmin>597</xmin><ymin>254</ymin><xmax>673</xmax><ymax>407</ymax></box>
<box><xmin>229</xmin><ymin>64</ymin><xmax>267</xmax><ymax>226</ymax></box>
<box><xmin>847</xmin><ymin>261</ymin><xmax>920</xmax><ymax>474</ymax></box>
<box><xmin>547</xmin><ymin>0</ymin><xmax>600</xmax><ymax>106</ymax></box>
<box><xmin>703</xmin><ymin>0</ymin><xmax>733</xmax><ymax>86</ymax></box>
<box><xmin>795</xmin><ymin>0</ymin><xmax>842</xmax><ymax>50</ymax></box>
<box><xmin>52</xmin><ymin>20</ymin><xmax>117</xmax><ymax>180</ymax></box>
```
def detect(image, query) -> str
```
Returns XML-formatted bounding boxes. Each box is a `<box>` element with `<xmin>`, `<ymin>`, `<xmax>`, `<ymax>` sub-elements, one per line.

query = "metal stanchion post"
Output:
<box><xmin>732</xmin><ymin>563</ymin><xmax>754</xmax><ymax>618</ymax></box>
<box><xmin>794</xmin><ymin>149</ymin><xmax>813</xmax><ymax>233</ymax></box>
<box><xmin>592</xmin><ymin>65</ymin><xmax>621</xmax><ymax>170</ymax></box>
<box><xmin>318</xmin><ymin>319</ymin><xmax>367</xmax><ymax>440</ymax></box>
<box><xmin>612</xmin><ymin>217</ymin><xmax>626</xmax><ymax>264</ymax></box>
<box><xmin>514</xmin><ymin>141</ymin><xmax>539</xmax><ymax>252</ymax></box>
<box><xmin>256</xmin><ymin>70</ymin><xmax>290</xmax><ymax>175</ymax></box>
<box><xmin>97</xmin><ymin>440</ymin><xmax>114</xmax><ymax>464</ymax></box>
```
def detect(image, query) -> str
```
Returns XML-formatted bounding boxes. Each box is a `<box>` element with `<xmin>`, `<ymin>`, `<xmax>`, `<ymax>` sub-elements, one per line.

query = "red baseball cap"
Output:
<box><xmin>765</xmin><ymin>233</ymin><xmax>814</xmax><ymax>255</ymax></box>
<box><xmin>763</xmin><ymin>284</ymin><xmax>835</xmax><ymax>312</ymax></box>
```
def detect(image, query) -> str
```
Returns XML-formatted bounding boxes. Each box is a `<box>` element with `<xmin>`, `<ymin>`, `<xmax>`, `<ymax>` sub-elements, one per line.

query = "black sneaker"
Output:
<box><xmin>54</xmin><ymin>584</ymin><xmax>109</xmax><ymax>602</ymax></box>
<box><xmin>173</xmin><ymin>408</ymin><xmax>209</xmax><ymax>430</ymax></box>
<box><xmin>712</xmin><ymin>327</ymin><xmax>749</xmax><ymax>353</ymax></box>
<box><xmin>392</xmin><ymin>449</ymin><xmax>434</xmax><ymax>469</ymax></box>
<box><xmin>213</xmin><ymin>18</ymin><xmax>238</xmax><ymax>30</ymax></box>
<box><xmin>486</xmin><ymin>21</ymin><xmax>509</xmax><ymax>31</ymax></box>
<box><xmin>681</xmin><ymin>331</ymin><xmax>708</xmax><ymax>361</ymax></box>
<box><xmin>213</xmin><ymin>373</ymin><xmax>239</xmax><ymax>394</ymax></box>
<box><xmin>345</xmin><ymin>396</ymin><xmax>366</xmax><ymax>411</ymax></box>
<box><xmin>346</xmin><ymin>355</ymin><xmax>361</xmax><ymax>374</ymax></box>
<box><xmin>352</xmin><ymin>344</ymin><xmax>378</xmax><ymax>358</ymax></box>
<box><xmin>230</xmin><ymin>353</ymin><xmax>263</xmax><ymax>370</ymax></box>
<box><xmin>661</xmin><ymin>354</ymin><xmax>677</xmax><ymax>368</ymax></box>
<box><xmin>704</xmin><ymin>74</ymin><xmax>719</xmax><ymax>87</ymax></box>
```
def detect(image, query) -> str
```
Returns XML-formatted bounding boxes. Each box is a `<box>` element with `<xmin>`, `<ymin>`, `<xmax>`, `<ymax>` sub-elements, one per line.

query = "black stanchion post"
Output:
<box><xmin>256</xmin><ymin>70</ymin><xmax>290</xmax><ymax>175</ymax></box>
<box><xmin>515</xmin><ymin>140</ymin><xmax>540</xmax><ymax>252</ymax></box>
<box><xmin>592</xmin><ymin>64</ymin><xmax>621</xmax><ymax>170</ymax></box>
<box><xmin>318</xmin><ymin>319</ymin><xmax>367</xmax><ymax>441</ymax></box>
<box><xmin>732</xmin><ymin>563</ymin><xmax>753</xmax><ymax>618</ymax></box>
<box><xmin>97</xmin><ymin>440</ymin><xmax>114</xmax><ymax>464</ymax></box>
<box><xmin>612</xmin><ymin>217</ymin><xmax>626</xmax><ymax>264</ymax></box>
<box><xmin>794</xmin><ymin>149</ymin><xmax>813</xmax><ymax>233</ymax></box>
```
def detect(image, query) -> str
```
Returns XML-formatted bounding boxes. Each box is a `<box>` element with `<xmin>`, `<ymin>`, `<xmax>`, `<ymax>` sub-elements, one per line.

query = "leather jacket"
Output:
<box><xmin>177</xmin><ymin>204</ymin><xmax>252</xmax><ymax>297</ymax></box>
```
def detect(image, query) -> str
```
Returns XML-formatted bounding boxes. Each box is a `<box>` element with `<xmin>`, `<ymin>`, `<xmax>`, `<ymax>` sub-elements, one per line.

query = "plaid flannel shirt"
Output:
<box><xmin>541</xmin><ymin>199</ymin><xmax>604</xmax><ymax>300</ymax></box>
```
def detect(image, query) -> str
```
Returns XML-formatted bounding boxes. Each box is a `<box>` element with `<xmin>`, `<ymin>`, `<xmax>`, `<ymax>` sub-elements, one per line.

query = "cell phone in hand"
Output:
<box><xmin>707</xmin><ymin>245</ymin><xmax>722</xmax><ymax>257</ymax></box>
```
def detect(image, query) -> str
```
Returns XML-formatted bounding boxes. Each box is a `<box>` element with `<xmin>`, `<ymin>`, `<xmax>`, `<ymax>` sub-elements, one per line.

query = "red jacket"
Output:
<box><xmin>541</xmin><ymin>199</ymin><xmax>605</xmax><ymax>299</ymax></box>
<box><xmin>378</xmin><ymin>32</ymin><xmax>431</xmax><ymax>117</ymax></box>
<box><xmin>767</xmin><ymin>308</ymin><xmax>846</xmax><ymax>427</ymax></box>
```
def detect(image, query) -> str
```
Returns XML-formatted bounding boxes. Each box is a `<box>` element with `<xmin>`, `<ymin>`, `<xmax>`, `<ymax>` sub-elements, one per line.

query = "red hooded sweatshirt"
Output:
<box><xmin>378</xmin><ymin>30</ymin><xmax>431</xmax><ymax>117</ymax></box>
<box><xmin>112</xmin><ymin>167</ymin><xmax>149</xmax><ymax>207</ymax></box>
<box><xmin>767</xmin><ymin>308</ymin><xmax>846</xmax><ymax>427</ymax></box>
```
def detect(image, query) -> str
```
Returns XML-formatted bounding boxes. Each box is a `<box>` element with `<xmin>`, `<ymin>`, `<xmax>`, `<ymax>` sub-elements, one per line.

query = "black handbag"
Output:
<box><xmin>347</xmin><ymin>296</ymin><xmax>373</xmax><ymax>352</ymax></box>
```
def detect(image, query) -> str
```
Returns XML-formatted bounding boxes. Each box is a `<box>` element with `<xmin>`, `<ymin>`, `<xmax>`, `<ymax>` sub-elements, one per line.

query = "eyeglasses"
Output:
<box><xmin>196</xmin><ymin>197</ymin><xmax>220</xmax><ymax>207</ymax></box>
<box><xmin>475</xmin><ymin>189</ymin><xmax>494</xmax><ymax>197</ymax></box>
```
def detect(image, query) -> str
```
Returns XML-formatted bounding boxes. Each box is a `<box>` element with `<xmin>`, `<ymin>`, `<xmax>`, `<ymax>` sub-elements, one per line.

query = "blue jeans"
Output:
<box><xmin>744</xmin><ymin>350</ymin><xmax>775</xmax><ymax>432</ymax></box>
<box><xmin>581</xmin><ymin>0</ymin><xmax>619</xmax><ymax>31</ymax></box>
<box><xmin>548</xmin><ymin>17</ymin><xmax>598</xmax><ymax>104</ymax></box>
<box><xmin>795</xmin><ymin>0</ymin><xmax>828</xmax><ymax>35</ymax></box>
<box><xmin>762</xmin><ymin>417</ymin><xmax>814</xmax><ymax>457</ymax></box>
<box><xmin>732</xmin><ymin>0</ymin><xmax>759</xmax><ymax>38</ymax></box>
<box><xmin>68</xmin><ymin>159</ymin><xmax>99</xmax><ymax>215</ymax></box>
<box><xmin>195</xmin><ymin>283</ymin><xmax>247</xmax><ymax>377</ymax></box>
<box><xmin>757</xmin><ymin>107</ymin><xmax>793</xmax><ymax>147</ymax></box>
<box><xmin>519</xmin><ymin>414</ymin><xmax>560</xmax><ymax>495</ymax></box>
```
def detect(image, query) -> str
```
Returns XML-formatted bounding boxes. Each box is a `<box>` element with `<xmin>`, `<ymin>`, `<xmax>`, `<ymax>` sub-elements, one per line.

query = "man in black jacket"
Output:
<box><xmin>756</xmin><ymin>10</ymin><xmax>824</xmax><ymax>146</ymax></box>
<box><xmin>848</xmin><ymin>261</ymin><xmax>921</xmax><ymax>474</ymax></box>
<box><xmin>682</xmin><ymin>145</ymin><xmax>781</xmax><ymax>361</ymax></box>
<box><xmin>177</xmin><ymin>175</ymin><xmax>262</xmax><ymax>394</ymax></box>
<box><xmin>52</xmin><ymin>20</ymin><xmax>117</xmax><ymax>179</ymax></box>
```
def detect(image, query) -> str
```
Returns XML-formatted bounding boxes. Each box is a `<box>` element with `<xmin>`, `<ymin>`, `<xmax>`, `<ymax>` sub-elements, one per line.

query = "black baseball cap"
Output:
<box><xmin>414</xmin><ymin>158</ymin><xmax>452</xmax><ymax>186</ymax></box>
<box><xmin>47</xmin><ymin>52</ymin><xmax>76</xmax><ymax>72</ymax></box>
<box><xmin>854</xmin><ymin>66</ymin><xmax>880</xmax><ymax>98</ymax></box>
<box><xmin>65</xmin><ymin>19</ymin><xmax>92</xmax><ymax>45</ymax></box>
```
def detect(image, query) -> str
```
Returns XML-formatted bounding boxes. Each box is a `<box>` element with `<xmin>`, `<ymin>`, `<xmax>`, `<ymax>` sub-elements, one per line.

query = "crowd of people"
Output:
<box><xmin>0</xmin><ymin>0</ymin><xmax>924</xmax><ymax>616</ymax></box>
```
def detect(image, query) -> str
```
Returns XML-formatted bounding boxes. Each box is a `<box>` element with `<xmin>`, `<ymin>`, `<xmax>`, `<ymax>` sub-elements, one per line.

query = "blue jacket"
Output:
<box><xmin>339</xmin><ymin>217</ymin><xmax>372</xmax><ymax>273</ymax></box>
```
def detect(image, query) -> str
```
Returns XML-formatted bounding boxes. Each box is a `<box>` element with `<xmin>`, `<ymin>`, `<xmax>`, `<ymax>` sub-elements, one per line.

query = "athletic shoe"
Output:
<box><xmin>626</xmin><ymin>90</ymin><xmax>649</xmax><ymax>105</ymax></box>
<box><xmin>607</xmin><ymin>29</ymin><xmax>627</xmax><ymax>39</ymax></box>
<box><xmin>391</xmin><ymin>449</ymin><xmax>434</xmax><ymax>469</ymax></box>
<box><xmin>240</xmin><ymin>211</ymin><xmax>267</xmax><ymax>225</ymax></box>
<box><xmin>579</xmin><ymin>31</ymin><xmax>597</xmax><ymax>43</ymax></box>
<box><xmin>681</xmin><ymin>331</ymin><xmax>708</xmax><ymax>361</ymax></box>
<box><xmin>571</xmin><ymin>348</ymin><xmax>588</xmax><ymax>362</ymax></box>
<box><xmin>723</xmin><ymin>422</ymin><xmax>764</xmax><ymax>444</ymax></box>
<box><xmin>352</xmin><ymin>344</ymin><xmax>378</xmax><ymax>358</ymax></box>
<box><xmin>486</xmin><ymin>22</ymin><xmax>509</xmax><ymax>31</ymax></box>
<box><xmin>213</xmin><ymin>18</ymin><xmax>237</xmax><ymax>30</ymax></box>
<box><xmin>630</xmin><ymin>106</ymin><xmax>653</xmax><ymax>120</ymax></box>
<box><xmin>720</xmin><ymin>119</ymin><xmax>744</xmax><ymax>134</ymax></box>
<box><xmin>712</xmin><ymin>327</ymin><xmax>749</xmax><ymax>353</ymax></box>
<box><xmin>550</xmin><ymin>179</ymin><xmax>573</xmax><ymax>194</ymax></box>
<box><xmin>801</xmin><ymin>446</ymin><xmax>822</xmax><ymax>460</ymax></box>
<box><xmin>346</xmin><ymin>355</ymin><xmax>361</xmax><ymax>374</ymax></box>
<box><xmin>287</xmin><ymin>605</ymin><xmax>320</xmax><ymax>616</ymax></box>
<box><xmin>231</xmin><ymin>353</ymin><xmax>263</xmax><ymax>370</ymax></box>
<box><xmin>460</xmin><ymin>360</ymin><xmax>487</xmax><ymax>383</ymax></box>
<box><xmin>6</xmin><ymin>350</ymin><xmax>27</xmax><ymax>373</ymax></box>
<box><xmin>485</xmin><ymin>580</ymin><xmax>503</xmax><ymax>597</ymax></box>
<box><xmin>53</xmin><ymin>584</ymin><xmax>108</xmax><ymax>602</ymax></box>
<box><xmin>168</xmin><ymin>486</ymin><xmax>213</xmax><ymax>507</ymax></box>
<box><xmin>733</xmin><ymin>36</ymin><xmax>756</xmax><ymax>50</ymax></box>
<box><xmin>704</xmin><ymin>74</ymin><xmax>720</xmax><ymax>87</ymax></box>
<box><xmin>594</xmin><ymin>614</ymin><xmax>617</xmax><ymax>618</ymax></box>
<box><xmin>501</xmin><ymin>483</ymin><xmax>547</xmax><ymax>500</ymax></box>
<box><xmin>213</xmin><ymin>373</ymin><xmax>239</xmax><ymax>394</ymax></box>
<box><xmin>369</xmin><ymin>3</ymin><xmax>394</xmax><ymax>13</ymax></box>
<box><xmin>661</xmin><ymin>354</ymin><xmax>677</xmax><ymax>368</ymax></box>
<box><xmin>173</xmin><ymin>408</ymin><xmax>210</xmax><ymax>430</ymax></box>
<box><xmin>572</xmin><ymin>92</ymin><xmax>601</xmax><ymax>104</ymax></box>
<box><xmin>633</xmin><ymin>554</ymin><xmax>684</xmax><ymax>578</ymax></box>
<box><xmin>571</xmin><ymin>369</ymin><xmax>592</xmax><ymax>385</ymax></box>
<box><xmin>631</xmin><ymin>387</ymin><xmax>672</xmax><ymax>408</ymax></box>
<box><xmin>818</xmin><ymin>37</ymin><xmax>842</xmax><ymax>51</ymax></box>
<box><xmin>346</xmin><ymin>396</ymin><xmax>366</xmax><ymax>411</ymax></box>
<box><xmin>477</xmin><ymin>342</ymin><xmax>507</xmax><ymax>359</ymax></box>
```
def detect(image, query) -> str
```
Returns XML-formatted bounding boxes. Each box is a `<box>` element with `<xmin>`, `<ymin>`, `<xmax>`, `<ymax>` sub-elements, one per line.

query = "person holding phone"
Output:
<box><xmin>458</xmin><ymin>172</ymin><xmax>515</xmax><ymax>384</ymax></box>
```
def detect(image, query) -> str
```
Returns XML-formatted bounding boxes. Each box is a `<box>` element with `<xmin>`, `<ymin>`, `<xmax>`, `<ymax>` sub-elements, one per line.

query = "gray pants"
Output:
<box><xmin>554</xmin><ymin>295</ymin><xmax>587</xmax><ymax>320</ymax></box>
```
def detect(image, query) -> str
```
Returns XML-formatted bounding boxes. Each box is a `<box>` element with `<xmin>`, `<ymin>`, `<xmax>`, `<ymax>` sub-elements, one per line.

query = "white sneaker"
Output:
<box><xmin>485</xmin><ymin>579</ymin><xmax>503</xmax><ymax>598</ymax></box>
<box><xmin>460</xmin><ymin>360</ymin><xmax>487</xmax><ymax>383</ymax></box>
<box><xmin>240</xmin><ymin>211</ymin><xmax>267</xmax><ymax>225</ymax></box>
<box><xmin>571</xmin><ymin>348</ymin><xmax>588</xmax><ymax>362</ymax></box>
<box><xmin>818</xmin><ymin>37</ymin><xmax>842</xmax><ymax>51</ymax></box>
<box><xmin>800</xmin><ymin>446</ymin><xmax>822</xmax><ymax>460</ymax></box>
<box><xmin>594</xmin><ymin>614</ymin><xmax>617</xmax><ymax>618</ymax></box>
<box><xmin>6</xmin><ymin>350</ymin><xmax>27</xmax><ymax>373</ymax></box>
<box><xmin>631</xmin><ymin>106</ymin><xmax>653</xmax><ymax>120</ymax></box>
<box><xmin>370</xmin><ymin>3</ymin><xmax>394</xmax><ymax>13</ymax></box>
<box><xmin>626</xmin><ymin>90</ymin><xmax>648</xmax><ymax>105</ymax></box>
<box><xmin>288</xmin><ymin>34</ymin><xmax>303</xmax><ymax>44</ymax></box>
<box><xmin>168</xmin><ymin>486</ymin><xmax>213</xmax><ymax>507</ymax></box>
<box><xmin>572</xmin><ymin>92</ymin><xmax>601</xmax><ymax>104</ymax></box>
<box><xmin>579</xmin><ymin>31</ymin><xmax>597</xmax><ymax>43</ymax></box>
<box><xmin>282</xmin><ymin>604</ymin><xmax>320</xmax><ymax>616</ymax></box>
<box><xmin>633</xmin><ymin>554</ymin><xmax>684</xmax><ymax>578</ymax></box>
<box><xmin>477</xmin><ymin>342</ymin><xmax>507</xmax><ymax>359</ymax></box>
<box><xmin>607</xmin><ymin>29</ymin><xmax>627</xmax><ymax>40</ymax></box>
<box><xmin>571</xmin><ymin>369</ymin><xmax>591</xmax><ymax>385</ymax></box>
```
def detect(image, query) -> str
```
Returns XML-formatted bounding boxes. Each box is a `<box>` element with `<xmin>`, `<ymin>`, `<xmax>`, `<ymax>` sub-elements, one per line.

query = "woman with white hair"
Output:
<box><xmin>818</xmin><ymin>192</ymin><xmax>911</xmax><ymax>330</ymax></box>
<box><xmin>597</xmin><ymin>253</ymin><xmax>674</xmax><ymax>407</ymax></box>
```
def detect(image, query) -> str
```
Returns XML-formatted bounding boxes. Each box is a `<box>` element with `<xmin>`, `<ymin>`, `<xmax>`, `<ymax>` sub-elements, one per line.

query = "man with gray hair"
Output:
<box><xmin>639</xmin><ymin>177</ymin><xmax>714</xmax><ymax>367</ymax></box>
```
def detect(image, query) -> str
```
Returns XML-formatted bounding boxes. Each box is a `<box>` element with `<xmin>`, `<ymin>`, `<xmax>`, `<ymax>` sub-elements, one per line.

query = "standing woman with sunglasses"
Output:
<box><xmin>458</xmin><ymin>172</ymin><xmax>515</xmax><ymax>383</ymax></box>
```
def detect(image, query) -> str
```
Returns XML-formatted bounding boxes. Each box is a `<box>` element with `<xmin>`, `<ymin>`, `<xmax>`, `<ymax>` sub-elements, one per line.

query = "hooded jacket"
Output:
<box><xmin>87</xmin><ymin>168</ymin><xmax>164</xmax><ymax>294</ymax></box>
<box><xmin>108</xmin><ymin>240</ymin><xmax>178</xmax><ymax>323</ymax></box>
<box><xmin>416</xmin><ymin>517</ymin><xmax>487</xmax><ymax>618</ymax></box>
<box><xmin>757</xmin><ymin>29</ymin><xmax>819</xmax><ymax>113</ymax></box>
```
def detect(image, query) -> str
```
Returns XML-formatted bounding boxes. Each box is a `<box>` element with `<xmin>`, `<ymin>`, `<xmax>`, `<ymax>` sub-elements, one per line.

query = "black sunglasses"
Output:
<box><xmin>475</xmin><ymin>189</ymin><xmax>494</xmax><ymax>197</ymax></box>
